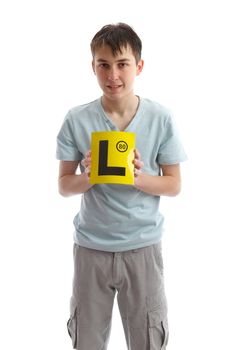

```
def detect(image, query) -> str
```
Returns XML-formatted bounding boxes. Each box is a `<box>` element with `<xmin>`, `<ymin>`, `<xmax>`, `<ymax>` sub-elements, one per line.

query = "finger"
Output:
<box><xmin>134</xmin><ymin>148</ymin><xmax>141</xmax><ymax>160</ymax></box>
<box><xmin>85</xmin><ymin>150</ymin><xmax>92</xmax><ymax>163</ymax></box>
<box><xmin>81</xmin><ymin>158</ymin><xmax>86</xmax><ymax>167</ymax></box>
<box><xmin>134</xmin><ymin>168</ymin><xmax>142</xmax><ymax>177</ymax></box>
<box><xmin>85</xmin><ymin>150</ymin><xmax>91</xmax><ymax>158</ymax></box>
<box><xmin>82</xmin><ymin>150</ymin><xmax>92</xmax><ymax>167</ymax></box>
<box><xmin>86</xmin><ymin>157</ymin><xmax>91</xmax><ymax>165</ymax></box>
<box><xmin>81</xmin><ymin>158</ymin><xmax>91</xmax><ymax>169</ymax></box>
<box><xmin>134</xmin><ymin>159</ymin><xmax>144</xmax><ymax>169</ymax></box>
<box><xmin>85</xmin><ymin>165</ymin><xmax>91</xmax><ymax>174</ymax></box>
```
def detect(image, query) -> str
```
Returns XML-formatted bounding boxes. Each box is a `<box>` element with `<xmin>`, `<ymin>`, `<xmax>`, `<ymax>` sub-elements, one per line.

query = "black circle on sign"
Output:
<box><xmin>116</xmin><ymin>141</ymin><xmax>128</xmax><ymax>152</ymax></box>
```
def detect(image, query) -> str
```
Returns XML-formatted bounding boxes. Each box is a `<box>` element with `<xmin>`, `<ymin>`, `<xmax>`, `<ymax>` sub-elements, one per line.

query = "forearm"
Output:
<box><xmin>134</xmin><ymin>172</ymin><xmax>181</xmax><ymax>196</ymax></box>
<box><xmin>59</xmin><ymin>173</ymin><xmax>93</xmax><ymax>197</ymax></box>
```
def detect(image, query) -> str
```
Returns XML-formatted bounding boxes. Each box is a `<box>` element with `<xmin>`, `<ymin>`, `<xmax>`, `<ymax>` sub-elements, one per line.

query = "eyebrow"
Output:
<box><xmin>96</xmin><ymin>58</ymin><xmax>131</xmax><ymax>63</ymax></box>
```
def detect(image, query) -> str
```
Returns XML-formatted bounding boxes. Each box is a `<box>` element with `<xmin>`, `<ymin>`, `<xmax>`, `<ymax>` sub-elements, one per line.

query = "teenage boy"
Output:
<box><xmin>57</xmin><ymin>22</ymin><xmax>187</xmax><ymax>350</ymax></box>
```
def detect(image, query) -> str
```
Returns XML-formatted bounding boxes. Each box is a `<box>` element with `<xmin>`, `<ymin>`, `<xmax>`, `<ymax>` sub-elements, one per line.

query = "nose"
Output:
<box><xmin>108</xmin><ymin>66</ymin><xmax>119</xmax><ymax>81</ymax></box>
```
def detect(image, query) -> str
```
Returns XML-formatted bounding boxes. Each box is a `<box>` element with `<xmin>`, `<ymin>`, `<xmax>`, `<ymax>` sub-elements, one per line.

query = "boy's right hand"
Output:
<box><xmin>81</xmin><ymin>150</ymin><xmax>92</xmax><ymax>177</ymax></box>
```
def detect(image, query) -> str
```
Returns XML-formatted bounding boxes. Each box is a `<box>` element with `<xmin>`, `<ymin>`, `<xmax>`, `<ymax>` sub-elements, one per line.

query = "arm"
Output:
<box><xmin>58</xmin><ymin>153</ymin><xmax>93</xmax><ymax>197</ymax></box>
<box><xmin>133</xmin><ymin>150</ymin><xmax>181</xmax><ymax>197</ymax></box>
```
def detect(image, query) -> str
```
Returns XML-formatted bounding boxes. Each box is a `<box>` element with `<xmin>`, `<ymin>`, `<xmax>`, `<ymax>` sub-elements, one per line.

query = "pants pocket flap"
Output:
<box><xmin>148</xmin><ymin>311</ymin><xmax>169</xmax><ymax>349</ymax></box>
<box><xmin>67</xmin><ymin>297</ymin><xmax>79</xmax><ymax>348</ymax></box>
<box><xmin>148</xmin><ymin>299</ymin><xmax>167</xmax><ymax>326</ymax></box>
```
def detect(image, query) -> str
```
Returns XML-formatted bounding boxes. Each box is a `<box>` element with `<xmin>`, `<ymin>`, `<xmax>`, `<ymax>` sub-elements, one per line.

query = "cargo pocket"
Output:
<box><xmin>148</xmin><ymin>306</ymin><xmax>169</xmax><ymax>350</ymax></box>
<box><xmin>67</xmin><ymin>297</ymin><xmax>79</xmax><ymax>349</ymax></box>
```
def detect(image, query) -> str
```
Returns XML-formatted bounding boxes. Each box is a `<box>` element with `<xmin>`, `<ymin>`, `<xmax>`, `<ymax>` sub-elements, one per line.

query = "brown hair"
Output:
<box><xmin>90</xmin><ymin>23</ymin><xmax>142</xmax><ymax>63</ymax></box>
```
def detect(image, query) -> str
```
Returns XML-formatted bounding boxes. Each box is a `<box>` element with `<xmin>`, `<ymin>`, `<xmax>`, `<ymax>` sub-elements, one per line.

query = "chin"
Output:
<box><xmin>105</xmin><ymin>90</ymin><xmax>132</xmax><ymax>100</ymax></box>
<box><xmin>104</xmin><ymin>92</ymin><xmax>123</xmax><ymax>100</ymax></box>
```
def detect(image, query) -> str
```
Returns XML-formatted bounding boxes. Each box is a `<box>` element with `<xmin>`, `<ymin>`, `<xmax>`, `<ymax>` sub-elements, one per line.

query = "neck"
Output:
<box><xmin>101</xmin><ymin>93</ymin><xmax>139</xmax><ymax>117</ymax></box>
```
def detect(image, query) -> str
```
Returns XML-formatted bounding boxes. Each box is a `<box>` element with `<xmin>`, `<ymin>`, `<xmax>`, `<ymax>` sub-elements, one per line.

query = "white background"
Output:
<box><xmin>1</xmin><ymin>0</ymin><xmax>234</xmax><ymax>349</ymax></box>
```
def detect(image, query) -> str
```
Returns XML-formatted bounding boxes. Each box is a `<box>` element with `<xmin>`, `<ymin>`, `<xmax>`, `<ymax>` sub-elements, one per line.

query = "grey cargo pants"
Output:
<box><xmin>67</xmin><ymin>242</ymin><xmax>169</xmax><ymax>350</ymax></box>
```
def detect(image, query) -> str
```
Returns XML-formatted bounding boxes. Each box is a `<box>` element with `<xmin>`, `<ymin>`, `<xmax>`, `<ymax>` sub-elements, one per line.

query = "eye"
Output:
<box><xmin>118</xmin><ymin>63</ymin><xmax>128</xmax><ymax>68</ymax></box>
<box><xmin>99</xmin><ymin>63</ymin><xmax>109</xmax><ymax>69</ymax></box>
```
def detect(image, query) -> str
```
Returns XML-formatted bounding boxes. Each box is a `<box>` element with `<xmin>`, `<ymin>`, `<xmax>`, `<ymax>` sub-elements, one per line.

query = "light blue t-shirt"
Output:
<box><xmin>57</xmin><ymin>97</ymin><xmax>187</xmax><ymax>252</ymax></box>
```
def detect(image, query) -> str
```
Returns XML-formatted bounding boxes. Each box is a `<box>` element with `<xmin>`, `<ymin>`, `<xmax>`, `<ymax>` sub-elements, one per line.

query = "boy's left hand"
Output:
<box><xmin>133</xmin><ymin>149</ymin><xmax>144</xmax><ymax>177</ymax></box>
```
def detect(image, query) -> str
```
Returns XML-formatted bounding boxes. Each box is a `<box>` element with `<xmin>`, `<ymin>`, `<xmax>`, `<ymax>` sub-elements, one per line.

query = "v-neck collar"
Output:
<box><xmin>97</xmin><ymin>96</ymin><xmax>142</xmax><ymax>132</ymax></box>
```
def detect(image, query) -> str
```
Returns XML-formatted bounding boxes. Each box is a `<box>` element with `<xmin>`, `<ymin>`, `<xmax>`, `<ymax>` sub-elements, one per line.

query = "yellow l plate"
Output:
<box><xmin>90</xmin><ymin>131</ymin><xmax>135</xmax><ymax>185</ymax></box>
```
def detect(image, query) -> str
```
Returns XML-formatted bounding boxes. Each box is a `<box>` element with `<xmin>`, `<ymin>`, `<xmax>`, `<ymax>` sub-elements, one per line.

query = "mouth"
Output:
<box><xmin>106</xmin><ymin>84</ymin><xmax>123</xmax><ymax>90</ymax></box>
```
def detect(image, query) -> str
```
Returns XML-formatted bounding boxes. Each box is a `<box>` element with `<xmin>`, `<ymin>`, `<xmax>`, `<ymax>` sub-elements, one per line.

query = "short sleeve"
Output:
<box><xmin>157</xmin><ymin>114</ymin><xmax>187</xmax><ymax>165</ymax></box>
<box><xmin>56</xmin><ymin>111</ymin><xmax>82</xmax><ymax>161</ymax></box>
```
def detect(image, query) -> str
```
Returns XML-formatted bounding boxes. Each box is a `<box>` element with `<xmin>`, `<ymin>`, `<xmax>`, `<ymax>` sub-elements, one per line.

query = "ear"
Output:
<box><xmin>136</xmin><ymin>59</ymin><xmax>144</xmax><ymax>76</ymax></box>
<box><xmin>92</xmin><ymin>60</ymin><xmax>96</xmax><ymax>75</ymax></box>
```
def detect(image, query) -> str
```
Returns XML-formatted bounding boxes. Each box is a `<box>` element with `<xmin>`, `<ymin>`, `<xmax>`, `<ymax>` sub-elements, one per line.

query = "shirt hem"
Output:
<box><xmin>73</xmin><ymin>234</ymin><xmax>163</xmax><ymax>252</ymax></box>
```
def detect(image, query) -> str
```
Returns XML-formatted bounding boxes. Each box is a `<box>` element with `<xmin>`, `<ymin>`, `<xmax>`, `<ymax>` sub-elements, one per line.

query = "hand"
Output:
<box><xmin>81</xmin><ymin>150</ymin><xmax>92</xmax><ymax>177</ymax></box>
<box><xmin>133</xmin><ymin>149</ymin><xmax>144</xmax><ymax>177</ymax></box>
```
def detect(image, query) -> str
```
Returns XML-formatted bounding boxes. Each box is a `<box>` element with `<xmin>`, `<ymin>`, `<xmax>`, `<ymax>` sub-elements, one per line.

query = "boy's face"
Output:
<box><xmin>92</xmin><ymin>44</ymin><xmax>144</xmax><ymax>101</ymax></box>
